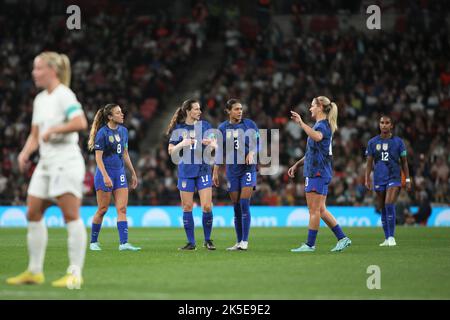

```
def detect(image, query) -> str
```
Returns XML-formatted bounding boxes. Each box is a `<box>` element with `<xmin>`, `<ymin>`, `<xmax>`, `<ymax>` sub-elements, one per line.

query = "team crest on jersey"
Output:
<box><xmin>189</xmin><ymin>130</ymin><xmax>195</xmax><ymax>139</ymax></box>
<box><xmin>182</xmin><ymin>180</ymin><xmax>187</xmax><ymax>188</ymax></box>
<box><xmin>114</xmin><ymin>134</ymin><xmax>121</xmax><ymax>142</ymax></box>
<box><xmin>108</xmin><ymin>135</ymin><xmax>114</xmax><ymax>143</ymax></box>
<box><xmin>376</xmin><ymin>144</ymin><xmax>381</xmax><ymax>151</ymax></box>
<box><xmin>226</xmin><ymin>131</ymin><xmax>232</xmax><ymax>139</ymax></box>
<box><xmin>182</xmin><ymin>131</ymin><xmax>187</xmax><ymax>139</ymax></box>
<box><xmin>233</xmin><ymin>130</ymin><xmax>239</xmax><ymax>138</ymax></box>
<box><xmin>382</xmin><ymin>143</ymin><xmax>388</xmax><ymax>151</ymax></box>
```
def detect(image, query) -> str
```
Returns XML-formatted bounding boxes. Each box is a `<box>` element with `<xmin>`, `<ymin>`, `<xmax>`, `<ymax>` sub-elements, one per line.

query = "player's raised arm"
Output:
<box><xmin>290</xmin><ymin>110</ymin><xmax>323</xmax><ymax>142</ymax></box>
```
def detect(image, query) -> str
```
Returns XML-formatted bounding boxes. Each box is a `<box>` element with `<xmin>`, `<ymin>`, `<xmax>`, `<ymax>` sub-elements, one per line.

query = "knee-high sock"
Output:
<box><xmin>240</xmin><ymin>198</ymin><xmax>251</xmax><ymax>242</ymax></box>
<box><xmin>183</xmin><ymin>211</ymin><xmax>195</xmax><ymax>244</ymax></box>
<box><xmin>27</xmin><ymin>219</ymin><xmax>48</xmax><ymax>274</ymax></box>
<box><xmin>385</xmin><ymin>204</ymin><xmax>396</xmax><ymax>238</ymax></box>
<box><xmin>306</xmin><ymin>229</ymin><xmax>318</xmax><ymax>247</ymax></box>
<box><xmin>202</xmin><ymin>212</ymin><xmax>213</xmax><ymax>241</ymax></box>
<box><xmin>381</xmin><ymin>208</ymin><xmax>389</xmax><ymax>239</ymax></box>
<box><xmin>117</xmin><ymin>221</ymin><xmax>128</xmax><ymax>244</ymax></box>
<box><xmin>233</xmin><ymin>203</ymin><xmax>243</xmax><ymax>242</ymax></box>
<box><xmin>67</xmin><ymin>219</ymin><xmax>87</xmax><ymax>277</ymax></box>
<box><xmin>91</xmin><ymin>223</ymin><xmax>102</xmax><ymax>243</ymax></box>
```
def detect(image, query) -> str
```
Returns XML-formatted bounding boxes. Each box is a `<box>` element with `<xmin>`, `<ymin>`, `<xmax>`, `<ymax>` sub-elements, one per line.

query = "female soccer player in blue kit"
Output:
<box><xmin>213</xmin><ymin>99</ymin><xmax>259</xmax><ymax>251</ymax></box>
<box><xmin>288</xmin><ymin>96</ymin><xmax>351</xmax><ymax>252</ymax></box>
<box><xmin>167</xmin><ymin>99</ymin><xmax>217</xmax><ymax>251</ymax></box>
<box><xmin>87</xmin><ymin>103</ymin><xmax>141</xmax><ymax>251</ymax></box>
<box><xmin>365</xmin><ymin>115</ymin><xmax>411</xmax><ymax>246</ymax></box>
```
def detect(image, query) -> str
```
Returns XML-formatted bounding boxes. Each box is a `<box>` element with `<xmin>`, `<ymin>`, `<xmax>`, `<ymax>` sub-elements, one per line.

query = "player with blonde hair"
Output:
<box><xmin>288</xmin><ymin>96</ymin><xmax>351</xmax><ymax>252</ymax></box>
<box><xmin>6</xmin><ymin>52</ymin><xmax>88</xmax><ymax>288</ymax></box>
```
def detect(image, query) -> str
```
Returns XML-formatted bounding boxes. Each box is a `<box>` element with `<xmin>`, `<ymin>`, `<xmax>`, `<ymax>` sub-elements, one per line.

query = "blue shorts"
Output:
<box><xmin>374</xmin><ymin>181</ymin><xmax>401</xmax><ymax>192</ymax></box>
<box><xmin>178</xmin><ymin>174</ymin><xmax>212</xmax><ymax>192</ymax></box>
<box><xmin>305</xmin><ymin>176</ymin><xmax>331</xmax><ymax>195</ymax></box>
<box><xmin>227</xmin><ymin>172</ymin><xmax>257</xmax><ymax>192</ymax></box>
<box><xmin>94</xmin><ymin>167</ymin><xmax>128</xmax><ymax>192</ymax></box>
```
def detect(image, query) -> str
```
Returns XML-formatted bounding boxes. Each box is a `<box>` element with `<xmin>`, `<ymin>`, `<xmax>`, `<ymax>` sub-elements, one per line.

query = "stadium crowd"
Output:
<box><xmin>1</xmin><ymin>1</ymin><xmax>449</xmax><ymax>219</ymax></box>
<box><xmin>0</xmin><ymin>1</ymin><xmax>205</xmax><ymax>204</ymax></box>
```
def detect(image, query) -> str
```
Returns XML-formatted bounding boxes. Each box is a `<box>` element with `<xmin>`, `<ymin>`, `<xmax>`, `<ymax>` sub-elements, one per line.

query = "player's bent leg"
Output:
<box><xmin>7</xmin><ymin>196</ymin><xmax>52</xmax><ymax>285</ymax></box>
<box><xmin>113</xmin><ymin>188</ymin><xmax>140</xmax><ymax>251</ymax></box>
<box><xmin>55</xmin><ymin>193</ymin><xmax>86</xmax><ymax>287</ymax></box>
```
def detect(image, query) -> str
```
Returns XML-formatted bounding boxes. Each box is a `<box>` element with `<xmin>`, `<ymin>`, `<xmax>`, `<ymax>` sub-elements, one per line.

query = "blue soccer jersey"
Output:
<box><xmin>303</xmin><ymin>120</ymin><xmax>333</xmax><ymax>179</ymax></box>
<box><xmin>94</xmin><ymin>125</ymin><xmax>128</xmax><ymax>169</ymax></box>
<box><xmin>365</xmin><ymin>135</ymin><xmax>406</xmax><ymax>186</ymax></box>
<box><xmin>169</xmin><ymin>120</ymin><xmax>213</xmax><ymax>179</ymax></box>
<box><xmin>217</xmin><ymin>118</ymin><xmax>259</xmax><ymax>178</ymax></box>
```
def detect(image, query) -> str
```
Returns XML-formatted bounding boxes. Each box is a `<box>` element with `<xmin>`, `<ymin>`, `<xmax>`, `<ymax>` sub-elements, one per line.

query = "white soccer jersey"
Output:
<box><xmin>32</xmin><ymin>84</ymin><xmax>84</xmax><ymax>164</ymax></box>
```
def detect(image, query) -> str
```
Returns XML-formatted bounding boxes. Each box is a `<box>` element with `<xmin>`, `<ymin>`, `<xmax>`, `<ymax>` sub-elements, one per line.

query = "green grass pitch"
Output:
<box><xmin>1</xmin><ymin>227</ymin><xmax>449</xmax><ymax>299</ymax></box>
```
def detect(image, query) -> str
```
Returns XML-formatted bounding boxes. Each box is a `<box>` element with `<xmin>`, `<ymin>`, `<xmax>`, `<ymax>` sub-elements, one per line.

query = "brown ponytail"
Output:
<box><xmin>87</xmin><ymin>104</ymin><xmax>118</xmax><ymax>151</ymax></box>
<box><xmin>165</xmin><ymin>99</ymin><xmax>198</xmax><ymax>135</ymax></box>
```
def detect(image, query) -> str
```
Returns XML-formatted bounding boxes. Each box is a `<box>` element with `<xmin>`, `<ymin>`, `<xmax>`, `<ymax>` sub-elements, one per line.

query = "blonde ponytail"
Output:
<box><xmin>58</xmin><ymin>54</ymin><xmax>71</xmax><ymax>87</ymax></box>
<box><xmin>328</xmin><ymin>102</ymin><xmax>338</xmax><ymax>134</ymax></box>
<box><xmin>316</xmin><ymin>96</ymin><xmax>338</xmax><ymax>134</ymax></box>
<box><xmin>37</xmin><ymin>51</ymin><xmax>72</xmax><ymax>87</ymax></box>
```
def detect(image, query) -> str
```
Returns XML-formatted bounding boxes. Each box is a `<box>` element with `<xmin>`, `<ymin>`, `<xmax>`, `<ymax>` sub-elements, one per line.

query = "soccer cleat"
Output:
<box><xmin>331</xmin><ymin>237</ymin><xmax>352</xmax><ymax>252</ymax></box>
<box><xmin>178</xmin><ymin>242</ymin><xmax>197</xmax><ymax>251</ymax></box>
<box><xmin>388</xmin><ymin>237</ymin><xmax>397</xmax><ymax>247</ymax></box>
<box><xmin>89</xmin><ymin>242</ymin><xmax>102</xmax><ymax>251</ymax></box>
<box><xmin>203</xmin><ymin>240</ymin><xmax>216</xmax><ymax>250</ymax></box>
<box><xmin>379</xmin><ymin>239</ymin><xmax>389</xmax><ymax>246</ymax></box>
<box><xmin>119</xmin><ymin>243</ymin><xmax>141</xmax><ymax>251</ymax></box>
<box><xmin>51</xmin><ymin>273</ymin><xmax>83</xmax><ymax>288</ymax></box>
<box><xmin>238</xmin><ymin>241</ymin><xmax>248</xmax><ymax>251</ymax></box>
<box><xmin>6</xmin><ymin>270</ymin><xmax>44</xmax><ymax>285</ymax></box>
<box><xmin>226</xmin><ymin>243</ymin><xmax>241</xmax><ymax>251</ymax></box>
<box><xmin>291</xmin><ymin>243</ymin><xmax>315</xmax><ymax>252</ymax></box>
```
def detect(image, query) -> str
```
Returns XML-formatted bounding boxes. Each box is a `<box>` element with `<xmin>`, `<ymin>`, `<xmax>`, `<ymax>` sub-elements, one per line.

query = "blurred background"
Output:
<box><xmin>0</xmin><ymin>0</ymin><xmax>449</xmax><ymax>226</ymax></box>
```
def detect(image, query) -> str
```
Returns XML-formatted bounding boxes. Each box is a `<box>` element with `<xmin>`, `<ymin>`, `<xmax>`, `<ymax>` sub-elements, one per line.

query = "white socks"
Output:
<box><xmin>67</xmin><ymin>219</ymin><xmax>87</xmax><ymax>277</ymax></box>
<box><xmin>27</xmin><ymin>219</ymin><xmax>48</xmax><ymax>274</ymax></box>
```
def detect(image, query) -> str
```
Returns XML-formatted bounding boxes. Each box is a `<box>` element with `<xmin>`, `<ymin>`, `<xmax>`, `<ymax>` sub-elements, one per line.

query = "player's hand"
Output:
<box><xmin>130</xmin><ymin>174</ymin><xmax>138</xmax><ymax>190</ymax></box>
<box><xmin>287</xmin><ymin>164</ymin><xmax>298</xmax><ymax>178</ymax></box>
<box><xmin>202</xmin><ymin>138</ymin><xmax>217</xmax><ymax>149</ymax></box>
<box><xmin>405</xmin><ymin>180</ymin><xmax>412</xmax><ymax>192</ymax></box>
<box><xmin>41</xmin><ymin>128</ymin><xmax>54</xmax><ymax>142</ymax></box>
<box><xmin>290</xmin><ymin>111</ymin><xmax>303</xmax><ymax>125</ymax></box>
<box><xmin>104</xmin><ymin>175</ymin><xmax>113</xmax><ymax>188</ymax></box>
<box><xmin>365</xmin><ymin>178</ymin><xmax>371</xmax><ymax>190</ymax></box>
<box><xmin>246</xmin><ymin>152</ymin><xmax>255</xmax><ymax>165</ymax></box>
<box><xmin>18</xmin><ymin>151</ymin><xmax>30</xmax><ymax>173</ymax></box>
<box><xmin>213</xmin><ymin>173</ymin><xmax>220</xmax><ymax>187</ymax></box>
<box><xmin>180</xmin><ymin>138</ymin><xmax>195</xmax><ymax>147</ymax></box>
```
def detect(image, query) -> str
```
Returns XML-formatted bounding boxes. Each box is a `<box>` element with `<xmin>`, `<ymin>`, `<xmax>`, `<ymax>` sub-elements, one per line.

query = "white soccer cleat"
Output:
<box><xmin>379</xmin><ymin>239</ymin><xmax>389</xmax><ymax>247</ymax></box>
<box><xmin>226</xmin><ymin>243</ymin><xmax>241</xmax><ymax>251</ymax></box>
<box><xmin>238</xmin><ymin>241</ymin><xmax>248</xmax><ymax>251</ymax></box>
<box><xmin>388</xmin><ymin>237</ymin><xmax>397</xmax><ymax>246</ymax></box>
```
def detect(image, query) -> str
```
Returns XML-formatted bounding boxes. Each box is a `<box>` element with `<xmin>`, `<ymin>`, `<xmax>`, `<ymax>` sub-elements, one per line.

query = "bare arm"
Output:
<box><xmin>365</xmin><ymin>156</ymin><xmax>374</xmax><ymax>190</ymax></box>
<box><xmin>123</xmin><ymin>148</ymin><xmax>138</xmax><ymax>189</ymax></box>
<box><xmin>401</xmin><ymin>156</ymin><xmax>411</xmax><ymax>191</ymax></box>
<box><xmin>287</xmin><ymin>156</ymin><xmax>305</xmax><ymax>178</ymax></box>
<box><xmin>95</xmin><ymin>150</ymin><xmax>113</xmax><ymax>188</ymax></box>
<box><xmin>290</xmin><ymin>111</ymin><xmax>323</xmax><ymax>142</ymax></box>
<box><xmin>18</xmin><ymin>125</ymin><xmax>40</xmax><ymax>173</ymax></box>
<box><xmin>41</xmin><ymin>114</ymin><xmax>88</xmax><ymax>142</ymax></box>
<box><xmin>168</xmin><ymin>139</ymin><xmax>194</xmax><ymax>156</ymax></box>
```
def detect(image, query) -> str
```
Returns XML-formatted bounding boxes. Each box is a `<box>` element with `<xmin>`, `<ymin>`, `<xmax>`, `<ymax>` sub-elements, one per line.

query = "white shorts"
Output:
<box><xmin>28</xmin><ymin>157</ymin><xmax>86</xmax><ymax>201</ymax></box>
